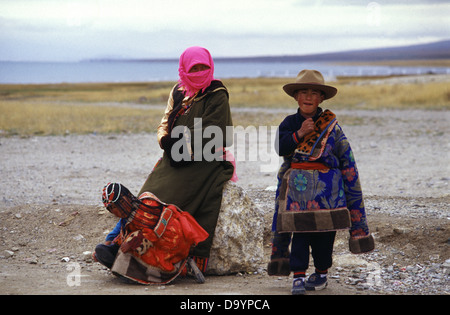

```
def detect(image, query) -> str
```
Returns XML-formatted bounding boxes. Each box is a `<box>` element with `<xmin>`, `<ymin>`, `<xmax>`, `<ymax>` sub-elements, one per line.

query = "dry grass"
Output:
<box><xmin>222</xmin><ymin>77</ymin><xmax>450</xmax><ymax>110</ymax></box>
<box><xmin>0</xmin><ymin>82</ymin><xmax>174</xmax><ymax>104</ymax></box>
<box><xmin>337</xmin><ymin>59</ymin><xmax>450</xmax><ymax>67</ymax></box>
<box><xmin>326</xmin><ymin>80</ymin><xmax>450</xmax><ymax>110</ymax></box>
<box><xmin>0</xmin><ymin>101</ymin><xmax>163</xmax><ymax>136</ymax></box>
<box><xmin>1</xmin><ymin>75</ymin><xmax>449</xmax><ymax>137</ymax></box>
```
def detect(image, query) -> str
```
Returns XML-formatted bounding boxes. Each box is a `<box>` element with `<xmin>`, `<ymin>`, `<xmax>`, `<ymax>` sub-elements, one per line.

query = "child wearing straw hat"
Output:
<box><xmin>268</xmin><ymin>70</ymin><xmax>374</xmax><ymax>295</ymax></box>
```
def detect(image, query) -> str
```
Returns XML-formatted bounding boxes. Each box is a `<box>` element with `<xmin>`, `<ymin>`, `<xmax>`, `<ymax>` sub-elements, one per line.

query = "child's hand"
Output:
<box><xmin>296</xmin><ymin>118</ymin><xmax>315</xmax><ymax>139</ymax></box>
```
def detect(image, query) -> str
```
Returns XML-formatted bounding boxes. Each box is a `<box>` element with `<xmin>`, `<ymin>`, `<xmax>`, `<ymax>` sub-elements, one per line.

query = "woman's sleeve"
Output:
<box><xmin>157</xmin><ymin>85</ymin><xmax>176</xmax><ymax>148</ymax></box>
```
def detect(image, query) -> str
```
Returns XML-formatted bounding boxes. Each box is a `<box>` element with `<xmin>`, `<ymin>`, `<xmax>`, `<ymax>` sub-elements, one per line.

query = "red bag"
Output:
<box><xmin>102</xmin><ymin>183</ymin><xmax>209</xmax><ymax>284</ymax></box>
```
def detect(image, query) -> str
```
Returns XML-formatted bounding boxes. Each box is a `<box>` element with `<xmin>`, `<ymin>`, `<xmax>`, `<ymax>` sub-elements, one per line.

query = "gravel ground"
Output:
<box><xmin>0</xmin><ymin>105</ymin><xmax>449</xmax><ymax>295</ymax></box>
<box><xmin>1</xmin><ymin>109</ymin><xmax>448</xmax><ymax>206</ymax></box>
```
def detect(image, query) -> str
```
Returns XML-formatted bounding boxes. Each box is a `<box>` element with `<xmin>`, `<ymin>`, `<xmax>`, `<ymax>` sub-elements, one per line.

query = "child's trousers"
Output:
<box><xmin>290</xmin><ymin>231</ymin><xmax>336</xmax><ymax>272</ymax></box>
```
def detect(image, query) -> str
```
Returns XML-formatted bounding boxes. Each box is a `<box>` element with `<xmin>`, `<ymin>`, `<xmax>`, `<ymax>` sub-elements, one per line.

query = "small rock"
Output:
<box><xmin>405</xmin><ymin>265</ymin><xmax>415</xmax><ymax>272</ymax></box>
<box><xmin>26</xmin><ymin>257</ymin><xmax>38</xmax><ymax>264</ymax></box>
<box><xmin>73</xmin><ymin>234</ymin><xmax>85</xmax><ymax>241</ymax></box>
<box><xmin>83</xmin><ymin>251</ymin><xmax>93</xmax><ymax>262</ymax></box>
<box><xmin>443</xmin><ymin>259</ymin><xmax>450</xmax><ymax>269</ymax></box>
<box><xmin>61</xmin><ymin>257</ymin><xmax>70</xmax><ymax>262</ymax></box>
<box><xmin>4</xmin><ymin>250</ymin><xmax>14</xmax><ymax>258</ymax></box>
<box><xmin>393</xmin><ymin>227</ymin><xmax>409</xmax><ymax>235</ymax></box>
<box><xmin>356</xmin><ymin>283</ymin><xmax>370</xmax><ymax>290</ymax></box>
<box><xmin>264</xmin><ymin>186</ymin><xmax>277</xmax><ymax>191</ymax></box>
<box><xmin>334</xmin><ymin>254</ymin><xmax>369</xmax><ymax>268</ymax></box>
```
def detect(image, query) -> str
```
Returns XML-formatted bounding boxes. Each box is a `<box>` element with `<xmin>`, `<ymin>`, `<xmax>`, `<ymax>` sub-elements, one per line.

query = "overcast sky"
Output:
<box><xmin>0</xmin><ymin>0</ymin><xmax>449</xmax><ymax>61</ymax></box>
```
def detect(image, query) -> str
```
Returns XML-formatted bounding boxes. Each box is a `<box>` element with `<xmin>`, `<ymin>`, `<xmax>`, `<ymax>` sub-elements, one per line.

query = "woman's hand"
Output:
<box><xmin>296</xmin><ymin>118</ymin><xmax>315</xmax><ymax>139</ymax></box>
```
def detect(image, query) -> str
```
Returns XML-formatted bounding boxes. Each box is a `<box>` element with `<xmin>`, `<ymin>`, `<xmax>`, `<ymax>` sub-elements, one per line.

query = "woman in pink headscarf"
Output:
<box><xmin>177</xmin><ymin>46</ymin><xmax>215</xmax><ymax>97</ymax></box>
<box><xmin>107</xmin><ymin>47</ymin><xmax>235</xmax><ymax>273</ymax></box>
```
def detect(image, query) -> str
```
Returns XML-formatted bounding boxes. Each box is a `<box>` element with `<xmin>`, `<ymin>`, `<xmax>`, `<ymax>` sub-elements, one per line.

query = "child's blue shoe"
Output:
<box><xmin>305</xmin><ymin>273</ymin><xmax>328</xmax><ymax>291</ymax></box>
<box><xmin>291</xmin><ymin>278</ymin><xmax>306</xmax><ymax>295</ymax></box>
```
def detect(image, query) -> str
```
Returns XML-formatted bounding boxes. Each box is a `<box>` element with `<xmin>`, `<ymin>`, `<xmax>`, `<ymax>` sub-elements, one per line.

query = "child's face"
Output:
<box><xmin>295</xmin><ymin>89</ymin><xmax>324</xmax><ymax>117</ymax></box>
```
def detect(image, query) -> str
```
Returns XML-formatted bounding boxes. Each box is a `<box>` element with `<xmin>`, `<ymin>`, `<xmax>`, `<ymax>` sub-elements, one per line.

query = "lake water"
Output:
<box><xmin>1</xmin><ymin>60</ymin><xmax>449</xmax><ymax>84</ymax></box>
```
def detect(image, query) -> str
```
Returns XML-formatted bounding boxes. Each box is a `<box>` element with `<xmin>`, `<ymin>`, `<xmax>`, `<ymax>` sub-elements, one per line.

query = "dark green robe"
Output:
<box><xmin>139</xmin><ymin>81</ymin><xmax>234</xmax><ymax>258</ymax></box>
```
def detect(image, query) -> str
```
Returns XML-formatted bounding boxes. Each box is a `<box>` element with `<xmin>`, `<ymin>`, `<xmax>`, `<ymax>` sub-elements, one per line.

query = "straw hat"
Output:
<box><xmin>283</xmin><ymin>69</ymin><xmax>337</xmax><ymax>100</ymax></box>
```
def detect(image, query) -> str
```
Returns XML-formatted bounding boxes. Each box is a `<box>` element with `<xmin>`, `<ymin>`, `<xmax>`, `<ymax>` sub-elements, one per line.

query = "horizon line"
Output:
<box><xmin>1</xmin><ymin>38</ymin><xmax>449</xmax><ymax>64</ymax></box>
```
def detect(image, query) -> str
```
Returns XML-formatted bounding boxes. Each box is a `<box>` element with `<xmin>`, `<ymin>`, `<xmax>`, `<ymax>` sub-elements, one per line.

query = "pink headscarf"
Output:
<box><xmin>178</xmin><ymin>46</ymin><xmax>215</xmax><ymax>97</ymax></box>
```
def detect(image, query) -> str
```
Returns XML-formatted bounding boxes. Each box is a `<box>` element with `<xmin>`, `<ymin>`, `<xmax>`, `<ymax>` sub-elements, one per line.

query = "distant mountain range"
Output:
<box><xmin>215</xmin><ymin>40</ymin><xmax>450</xmax><ymax>63</ymax></box>
<box><xmin>87</xmin><ymin>39</ymin><xmax>450</xmax><ymax>63</ymax></box>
